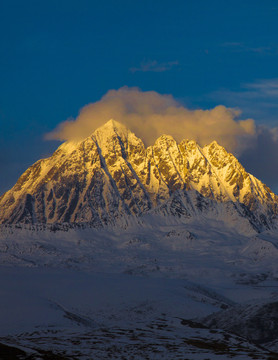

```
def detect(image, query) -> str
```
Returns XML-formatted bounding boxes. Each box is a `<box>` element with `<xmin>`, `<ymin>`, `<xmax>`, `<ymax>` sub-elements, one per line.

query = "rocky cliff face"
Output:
<box><xmin>0</xmin><ymin>120</ymin><xmax>277</xmax><ymax>230</ymax></box>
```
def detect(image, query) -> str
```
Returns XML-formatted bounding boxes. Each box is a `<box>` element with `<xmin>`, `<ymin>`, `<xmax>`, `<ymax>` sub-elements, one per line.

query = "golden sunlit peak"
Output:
<box><xmin>93</xmin><ymin>119</ymin><xmax>131</xmax><ymax>138</ymax></box>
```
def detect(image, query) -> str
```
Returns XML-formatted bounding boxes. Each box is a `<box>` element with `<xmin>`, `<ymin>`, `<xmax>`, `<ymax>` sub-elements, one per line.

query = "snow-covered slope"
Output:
<box><xmin>1</xmin><ymin>266</ymin><xmax>277</xmax><ymax>360</ymax></box>
<box><xmin>0</xmin><ymin>119</ymin><xmax>277</xmax><ymax>232</ymax></box>
<box><xmin>1</xmin><ymin>223</ymin><xmax>278</xmax><ymax>359</ymax></box>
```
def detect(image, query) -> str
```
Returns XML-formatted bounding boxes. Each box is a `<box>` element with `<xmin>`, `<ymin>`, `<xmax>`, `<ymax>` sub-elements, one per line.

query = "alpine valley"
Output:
<box><xmin>1</xmin><ymin>120</ymin><xmax>278</xmax><ymax>359</ymax></box>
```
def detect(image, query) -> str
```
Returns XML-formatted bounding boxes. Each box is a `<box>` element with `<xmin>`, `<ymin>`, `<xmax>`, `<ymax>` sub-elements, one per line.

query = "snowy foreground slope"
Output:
<box><xmin>1</xmin><ymin>220</ymin><xmax>278</xmax><ymax>359</ymax></box>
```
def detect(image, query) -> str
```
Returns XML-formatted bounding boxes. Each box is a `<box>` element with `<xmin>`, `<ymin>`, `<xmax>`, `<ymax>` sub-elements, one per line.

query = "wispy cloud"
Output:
<box><xmin>221</xmin><ymin>42</ymin><xmax>273</xmax><ymax>54</ymax></box>
<box><xmin>214</xmin><ymin>78</ymin><xmax>278</xmax><ymax>103</ymax></box>
<box><xmin>209</xmin><ymin>78</ymin><xmax>278</xmax><ymax>124</ymax></box>
<box><xmin>130</xmin><ymin>60</ymin><xmax>178</xmax><ymax>73</ymax></box>
<box><xmin>245</xmin><ymin>78</ymin><xmax>278</xmax><ymax>97</ymax></box>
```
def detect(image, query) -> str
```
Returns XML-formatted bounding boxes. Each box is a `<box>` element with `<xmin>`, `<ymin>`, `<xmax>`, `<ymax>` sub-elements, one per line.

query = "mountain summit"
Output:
<box><xmin>0</xmin><ymin>120</ymin><xmax>277</xmax><ymax>231</ymax></box>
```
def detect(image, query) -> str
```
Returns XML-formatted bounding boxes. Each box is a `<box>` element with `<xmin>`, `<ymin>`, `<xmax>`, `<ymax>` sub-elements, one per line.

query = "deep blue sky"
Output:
<box><xmin>1</xmin><ymin>0</ymin><xmax>278</xmax><ymax>194</ymax></box>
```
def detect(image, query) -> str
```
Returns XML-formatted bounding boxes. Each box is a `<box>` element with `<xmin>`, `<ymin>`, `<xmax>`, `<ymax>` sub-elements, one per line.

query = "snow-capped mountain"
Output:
<box><xmin>0</xmin><ymin>119</ymin><xmax>277</xmax><ymax>231</ymax></box>
<box><xmin>2</xmin><ymin>120</ymin><xmax>278</xmax><ymax>359</ymax></box>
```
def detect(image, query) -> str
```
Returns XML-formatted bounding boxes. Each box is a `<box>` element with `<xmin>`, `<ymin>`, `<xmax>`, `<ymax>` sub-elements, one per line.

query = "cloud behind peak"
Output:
<box><xmin>46</xmin><ymin>87</ymin><xmax>256</xmax><ymax>155</ymax></box>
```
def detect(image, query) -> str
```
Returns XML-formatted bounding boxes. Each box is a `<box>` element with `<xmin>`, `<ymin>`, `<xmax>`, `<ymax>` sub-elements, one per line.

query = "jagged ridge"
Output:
<box><xmin>0</xmin><ymin>119</ymin><xmax>277</xmax><ymax>231</ymax></box>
